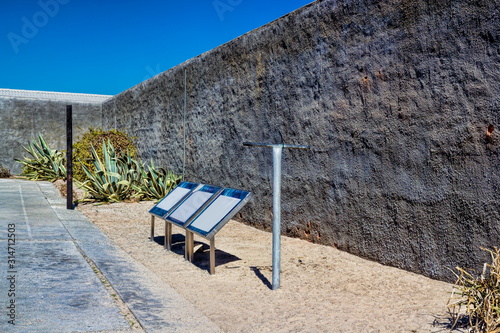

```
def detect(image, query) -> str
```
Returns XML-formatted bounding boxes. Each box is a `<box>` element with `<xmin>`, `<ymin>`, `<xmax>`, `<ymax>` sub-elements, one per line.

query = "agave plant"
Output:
<box><xmin>132</xmin><ymin>160</ymin><xmax>181</xmax><ymax>201</ymax></box>
<box><xmin>76</xmin><ymin>140</ymin><xmax>180</xmax><ymax>203</ymax></box>
<box><xmin>77</xmin><ymin>141</ymin><xmax>137</xmax><ymax>203</ymax></box>
<box><xmin>16</xmin><ymin>134</ymin><xmax>66</xmax><ymax>181</ymax></box>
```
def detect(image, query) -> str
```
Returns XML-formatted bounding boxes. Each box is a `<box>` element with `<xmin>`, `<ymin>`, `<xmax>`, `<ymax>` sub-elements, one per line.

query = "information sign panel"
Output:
<box><xmin>166</xmin><ymin>185</ymin><xmax>222</xmax><ymax>227</ymax></box>
<box><xmin>186</xmin><ymin>188</ymin><xmax>251</xmax><ymax>240</ymax></box>
<box><xmin>148</xmin><ymin>181</ymin><xmax>198</xmax><ymax>218</ymax></box>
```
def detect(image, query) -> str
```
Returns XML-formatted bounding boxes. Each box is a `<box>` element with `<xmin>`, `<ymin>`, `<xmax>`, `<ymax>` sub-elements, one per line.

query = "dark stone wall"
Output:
<box><xmin>103</xmin><ymin>0</ymin><xmax>499</xmax><ymax>281</ymax></box>
<box><xmin>0</xmin><ymin>98</ymin><xmax>102</xmax><ymax>174</ymax></box>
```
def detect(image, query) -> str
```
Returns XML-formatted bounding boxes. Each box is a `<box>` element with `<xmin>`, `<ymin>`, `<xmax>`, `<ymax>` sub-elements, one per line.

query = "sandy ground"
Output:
<box><xmin>73</xmin><ymin>199</ymin><xmax>466</xmax><ymax>333</ymax></box>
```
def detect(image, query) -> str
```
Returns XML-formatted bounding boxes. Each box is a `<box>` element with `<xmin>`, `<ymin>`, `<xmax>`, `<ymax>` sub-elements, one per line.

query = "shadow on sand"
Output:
<box><xmin>250</xmin><ymin>266</ymin><xmax>272</xmax><ymax>289</ymax></box>
<box><xmin>152</xmin><ymin>234</ymin><xmax>241</xmax><ymax>273</ymax></box>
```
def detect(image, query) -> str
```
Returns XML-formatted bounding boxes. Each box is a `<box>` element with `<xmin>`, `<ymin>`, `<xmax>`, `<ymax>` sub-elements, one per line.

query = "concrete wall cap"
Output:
<box><xmin>0</xmin><ymin>88</ymin><xmax>113</xmax><ymax>104</ymax></box>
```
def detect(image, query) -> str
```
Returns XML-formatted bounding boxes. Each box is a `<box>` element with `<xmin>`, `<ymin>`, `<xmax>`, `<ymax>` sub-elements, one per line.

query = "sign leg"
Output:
<box><xmin>164</xmin><ymin>221</ymin><xmax>172</xmax><ymax>250</ymax></box>
<box><xmin>185</xmin><ymin>231</ymin><xmax>194</xmax><ymax>262</ymax></box>
<box><xmin>150</xmin><ymin>215</ymin><xmax>155</xmax><ymax>241</ymax></box>
<box><xmin>210</xmin><ymin>237</ymin><xmax>216</xmax><ymax>275</ymax></box>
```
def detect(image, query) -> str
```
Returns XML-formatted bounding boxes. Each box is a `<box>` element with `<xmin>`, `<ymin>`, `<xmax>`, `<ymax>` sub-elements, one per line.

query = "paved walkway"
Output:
<box><xmin>0</xmin><ymin>179</ymin><xmax>222</xmax><ymax>333</ymax></box>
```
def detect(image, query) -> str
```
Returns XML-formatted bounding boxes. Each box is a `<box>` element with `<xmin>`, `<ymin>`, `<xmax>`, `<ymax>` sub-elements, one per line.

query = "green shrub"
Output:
<box><xmin>73</xmin><ymin>127</ymin><xmax>136</xmax><ymax>182</ymax></box>
<box><xmin>448</xmin><ymin>247</ymin><xmax>500</xmax><ymax>332</ymax></box>
<box><xmin>15</xmin><ymin>134</ymin><xmax>66</xmax><ymax>181</ymax></box>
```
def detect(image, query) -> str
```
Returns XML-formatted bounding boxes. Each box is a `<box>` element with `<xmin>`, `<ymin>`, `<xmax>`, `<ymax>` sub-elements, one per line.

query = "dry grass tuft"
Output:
<box><xmin>448</xmin><ymin>247</ymin><xmax>500</xmax><ymax>333</ymax></box>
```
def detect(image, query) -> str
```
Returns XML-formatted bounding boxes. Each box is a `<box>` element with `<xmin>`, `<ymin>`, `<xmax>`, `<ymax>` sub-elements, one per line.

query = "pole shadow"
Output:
<box><xmin>250</xmin><ymin>266</ymin><xmax>272</xmax><ymax>289</ymax></box>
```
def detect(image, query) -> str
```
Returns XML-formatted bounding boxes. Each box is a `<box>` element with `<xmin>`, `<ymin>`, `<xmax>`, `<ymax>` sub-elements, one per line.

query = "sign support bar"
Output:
<box><xmin>164</xmin><ymin>221</ymin><xmax>172</xmax><ymax>251</ymax></box>
<box><xmin>272</xmin><ymin>146</ymin><xmax>282</xmax><ymax>289</ymax></box>
<box><xmin>243</xmin><ymin>141</ymin><xmax>309</xmax><ymax>290</ymax></box>
<box><xmin>210</xmin><ymin>237</ymin><xmax>216</xmax><ymax>275</ymax></box>
<box><xmin>150</xmin><ymin>215</ymin><xmax>155</xmax><ymax>241</ymax></box>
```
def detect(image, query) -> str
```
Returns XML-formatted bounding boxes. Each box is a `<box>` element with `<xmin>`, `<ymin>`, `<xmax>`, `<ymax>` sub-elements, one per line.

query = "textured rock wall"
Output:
<box><xmin>103</xmin><ymin>0</ymin><xmax>499</xmax><ymax>281</ymax></box>
<box><xmin>0</xmin><ymin>98</ymin><xmax>102</xmax><ymax>174</ymax></box>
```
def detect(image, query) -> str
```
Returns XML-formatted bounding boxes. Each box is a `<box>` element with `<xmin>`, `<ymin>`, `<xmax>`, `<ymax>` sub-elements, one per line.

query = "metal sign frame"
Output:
<box><xmin>183</xmin><ymin>187</ymin><xmax>251</xmax><ymax>274</ymax></box>
<box><xmin>185</xmin><ymin>188</ymin><xmax>252</xmax><ymax>240</ymax></box>
<box><xmin>149</xmin><ymin>182</ymin><xmax>252</xmax><ymax>275</ymax></box>
<box><xmin>165</xmin><ymin>184</ymin><xmax>223</xmax><ymax>227</ymax></box>
<box><xmin>149</xmin><ymin>181</ymin><xmax>199</xmax><ymax>218</ymax></box>
<box><xmin>162</xmin><ymin>184</ymin><xmax>222</xmax><ymax>253</ymax></box>
<box><xmin>149</xmin><ymin>181</ymin><xmax>199</xmax><ymax>241</ymax></box>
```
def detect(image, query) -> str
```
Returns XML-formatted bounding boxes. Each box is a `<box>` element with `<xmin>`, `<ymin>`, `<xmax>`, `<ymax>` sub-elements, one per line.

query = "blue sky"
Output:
<box><xmin>1</xmin><ymin>0</ymin><xmax>313</xmax><ymax>96</ymax></box>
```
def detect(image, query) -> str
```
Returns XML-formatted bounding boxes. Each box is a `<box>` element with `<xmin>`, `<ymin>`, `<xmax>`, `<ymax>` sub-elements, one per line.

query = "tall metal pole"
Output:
<box><xmin>271</xmin><ymin>146</ymin><xmax>283</xmax><ymax>289</ymax></box>
<box><xmin>66</xmin><ymin>105</ymin><xmax>73</xmax><ymax>210</ymax></box>
<box><xmin>182</xmin><ymin>69</ymin><xmax>187</xmax><ymax>180</ymax></box>
<box><xmin>243</xmin><ymin>141</ymin><xmax>309</xmax><ymax>290</ymax></box>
